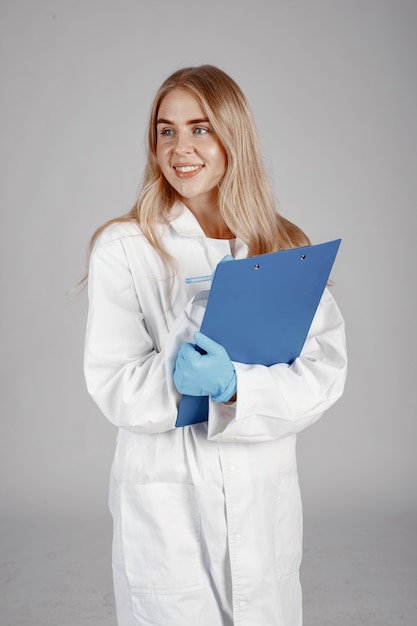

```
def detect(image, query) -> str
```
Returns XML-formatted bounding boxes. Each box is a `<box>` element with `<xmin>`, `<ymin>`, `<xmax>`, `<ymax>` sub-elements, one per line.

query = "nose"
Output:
<box><xmin>174</xmin><ymin>130</ymin><xmax>194</xmax><ymax>155</ymax></box>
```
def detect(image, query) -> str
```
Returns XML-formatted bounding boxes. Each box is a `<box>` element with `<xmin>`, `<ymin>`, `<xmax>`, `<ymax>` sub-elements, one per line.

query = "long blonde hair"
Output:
<box><xmin>88</xmin><ymin>65</ymin><xmax>309</xmax><ymax>270</ymax></box>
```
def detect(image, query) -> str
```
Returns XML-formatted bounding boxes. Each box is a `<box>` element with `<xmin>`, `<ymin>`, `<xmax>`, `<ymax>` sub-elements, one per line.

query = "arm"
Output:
<box><xmin>84</xmin><ymin>236</ymin><xmax>180</xmax><ymax>434</ymax></box>
<box><xmin>207</xmin><ymin>288</ymin><xmax>347</xmax><ymax>442</ymax></box>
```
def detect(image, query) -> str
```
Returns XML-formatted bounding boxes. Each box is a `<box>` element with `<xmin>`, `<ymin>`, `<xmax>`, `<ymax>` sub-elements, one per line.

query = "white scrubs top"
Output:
<box><xmin>84</xmin><ymin>202</ymin><xmax>347</xmax><ymax>626</ymax></box>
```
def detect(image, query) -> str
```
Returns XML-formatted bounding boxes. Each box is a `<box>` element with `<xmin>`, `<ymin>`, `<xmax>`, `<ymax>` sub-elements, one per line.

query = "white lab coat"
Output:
<box><xmin>84</xmin><ymin>202</ymin><xmax>347</xmax><ymax>626</ymax></box>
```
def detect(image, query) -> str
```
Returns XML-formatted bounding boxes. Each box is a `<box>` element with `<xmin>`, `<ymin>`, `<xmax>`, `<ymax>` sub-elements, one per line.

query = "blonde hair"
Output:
<box><xmin>88</xmin><ymin>65</ymin><xmax>309</xmax><ymax>270</ymax></box>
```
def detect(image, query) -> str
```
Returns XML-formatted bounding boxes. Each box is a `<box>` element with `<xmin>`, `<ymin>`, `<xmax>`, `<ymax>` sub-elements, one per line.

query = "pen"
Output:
<box><xmin>185</xmin><ymin>274</ymin><xmax>212</xmax><ymax>284</ymax></box>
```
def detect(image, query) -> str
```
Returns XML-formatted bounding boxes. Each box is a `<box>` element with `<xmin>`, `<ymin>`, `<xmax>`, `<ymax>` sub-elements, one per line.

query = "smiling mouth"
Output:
<box><xmin>174</xmin><ymin>165</ymin><xmax>203</xmax><ymax>173</ymax></box>
<box><xmin>173</xmin><ymin>164</ymin><xmax>204</xmax><ymax>179</ymax></box>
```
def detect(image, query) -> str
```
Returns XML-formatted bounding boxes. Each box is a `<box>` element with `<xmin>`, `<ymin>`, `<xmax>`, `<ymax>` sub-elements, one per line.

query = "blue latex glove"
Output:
<box><xmin>174</xmin><ymin>331</ymin><xmax>237</xmax><ymax>403</ymax></box>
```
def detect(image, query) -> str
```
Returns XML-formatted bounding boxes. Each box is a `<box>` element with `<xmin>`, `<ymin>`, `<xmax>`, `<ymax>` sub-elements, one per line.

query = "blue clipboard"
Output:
<box><xmin>175</xmin><ymin>239</ymin><xmax>341</xmax><ymax>427</ymax></box>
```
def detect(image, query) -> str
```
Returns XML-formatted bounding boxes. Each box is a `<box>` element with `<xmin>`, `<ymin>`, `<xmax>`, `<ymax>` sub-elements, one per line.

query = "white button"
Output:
<box><xmin>239</xmin><ymin>600</ymin><xmax>247</xmax><ymax>608</ymax></box>
<box><xmin>229</xmin><ymin>465</ymin><xmax>236</xmax><ymax>471</ymax></box>
<box><xmin>235</xmin><ymin>534</ymin><xmax>241</xmax><ymax>541</ymax></box>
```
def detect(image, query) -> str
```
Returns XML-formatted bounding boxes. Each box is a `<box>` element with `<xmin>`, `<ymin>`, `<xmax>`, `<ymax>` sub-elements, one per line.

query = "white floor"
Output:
<box><xmin>1</xmin><ymin>510</ymin><xmax>416</xmax><ymax>625</ymax></box>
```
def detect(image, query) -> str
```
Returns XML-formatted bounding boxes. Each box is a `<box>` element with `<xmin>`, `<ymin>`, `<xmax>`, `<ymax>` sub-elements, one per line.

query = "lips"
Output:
<box><xmin>173</xmin><ymin>164</ymin><xmax>204</xmax><ymax>178</ymax></box>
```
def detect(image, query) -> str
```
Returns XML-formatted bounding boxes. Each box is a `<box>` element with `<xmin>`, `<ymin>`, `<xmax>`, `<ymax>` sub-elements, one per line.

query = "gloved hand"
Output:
<box><xmin>174</xmin><ymin>331</ymin><xmax>237</xmax><ymax>402</ymax></box>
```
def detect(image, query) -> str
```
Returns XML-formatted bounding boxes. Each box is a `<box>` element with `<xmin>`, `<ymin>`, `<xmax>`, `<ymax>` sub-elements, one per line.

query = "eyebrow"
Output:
<box><xmin>156</xmin><ymin>117</ymin><xmax>210</xmax><ymax>125</ymax></box>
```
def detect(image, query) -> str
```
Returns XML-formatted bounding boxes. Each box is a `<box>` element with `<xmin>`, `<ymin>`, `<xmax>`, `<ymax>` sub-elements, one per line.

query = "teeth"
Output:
<box><xmin>175</xmin><ymin>165</ymin><xmax>201</xmax><ymax>173</ymax></box>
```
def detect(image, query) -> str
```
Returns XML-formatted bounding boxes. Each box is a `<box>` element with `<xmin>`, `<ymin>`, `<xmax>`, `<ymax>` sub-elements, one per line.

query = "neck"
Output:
<box><xmin>201</xmin><ymin>220</ymin><xmax>235</xmax><ymax>239</ymax></box>
<box><xmin>182</xmin><ymin>196</ymin><xmax>235</xmax><ymax>240</ymax></box>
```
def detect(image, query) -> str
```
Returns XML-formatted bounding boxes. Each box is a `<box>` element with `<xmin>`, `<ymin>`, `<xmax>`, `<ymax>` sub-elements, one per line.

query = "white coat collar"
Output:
<box><xmin>168</xmin><ymin>202</ymin><xmax>206</xmax><ymax>237</ymax></box>
<box><xmin>167</xmin><ymin>201</ymin><xmax>248</xmax><ymax>258</ymax></box>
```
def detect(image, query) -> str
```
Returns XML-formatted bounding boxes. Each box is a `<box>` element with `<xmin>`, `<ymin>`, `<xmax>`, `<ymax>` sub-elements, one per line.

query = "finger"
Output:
<box><xmin>193</xmin><ymin>332</ymin><xmax>225</xmax><ymax>356</ymax></box>
<box><xmin>179</xmin><ymin>341</ymin><xmax>202</xmax><ymax>364</ymax></box>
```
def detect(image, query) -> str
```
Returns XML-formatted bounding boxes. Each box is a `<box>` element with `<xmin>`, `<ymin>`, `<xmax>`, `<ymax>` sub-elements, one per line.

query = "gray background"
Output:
<box><xmin>1</xmin><ymin>1</ymin><xmax>416</xmax><ymax>624</ymax></box>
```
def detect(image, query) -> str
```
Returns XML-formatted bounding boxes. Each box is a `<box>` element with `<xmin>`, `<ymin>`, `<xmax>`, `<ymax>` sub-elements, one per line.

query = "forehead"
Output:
<box><xmin>157</xmin><ymin>87</ymin><xmax>205</xmax><ymax>121</ymax></box>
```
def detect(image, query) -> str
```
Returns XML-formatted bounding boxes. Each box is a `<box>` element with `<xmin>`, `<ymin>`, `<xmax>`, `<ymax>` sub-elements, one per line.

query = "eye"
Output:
<box><xmin>193</xmin><ymin>126</ymin><xmax>209</xmax><ymax>135</ymax></box>
<box><xmin>160</xmin><ymin>128</ymin><xmax>174</xmax><ymax>136</ymax></box>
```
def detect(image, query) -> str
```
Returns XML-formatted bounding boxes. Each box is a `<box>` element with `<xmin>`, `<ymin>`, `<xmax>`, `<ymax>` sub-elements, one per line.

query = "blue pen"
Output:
<box><xmin>185</xmin><ymin>274</ymin><xmax>212</xmax><ymax>285</ymax></box>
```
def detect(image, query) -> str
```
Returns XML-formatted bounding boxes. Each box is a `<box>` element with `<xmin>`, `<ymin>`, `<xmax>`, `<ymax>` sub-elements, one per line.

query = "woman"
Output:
<box><xmin>84</xmin><ymin>65</ymin><xmax>347</xmax><ymax>626</ymax></box>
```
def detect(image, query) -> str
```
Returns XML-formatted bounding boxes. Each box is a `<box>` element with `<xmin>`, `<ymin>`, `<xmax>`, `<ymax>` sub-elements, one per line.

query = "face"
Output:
<box><xmin>156</xmin><ymin>88</ymin><xmax>227</xmax><ymax>212</ymax></box>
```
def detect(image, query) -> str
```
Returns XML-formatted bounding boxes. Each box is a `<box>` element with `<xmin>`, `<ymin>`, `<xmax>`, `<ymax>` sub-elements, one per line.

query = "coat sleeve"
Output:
<box><xmin>84</xmin><ymin>235</ymin><xmax>181</xmax><ymax>434</ymax></box>
<box><xmin>207</xmin><ymin>288</ymin><xmax>347</xmax><ymax>442</ymax></box>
